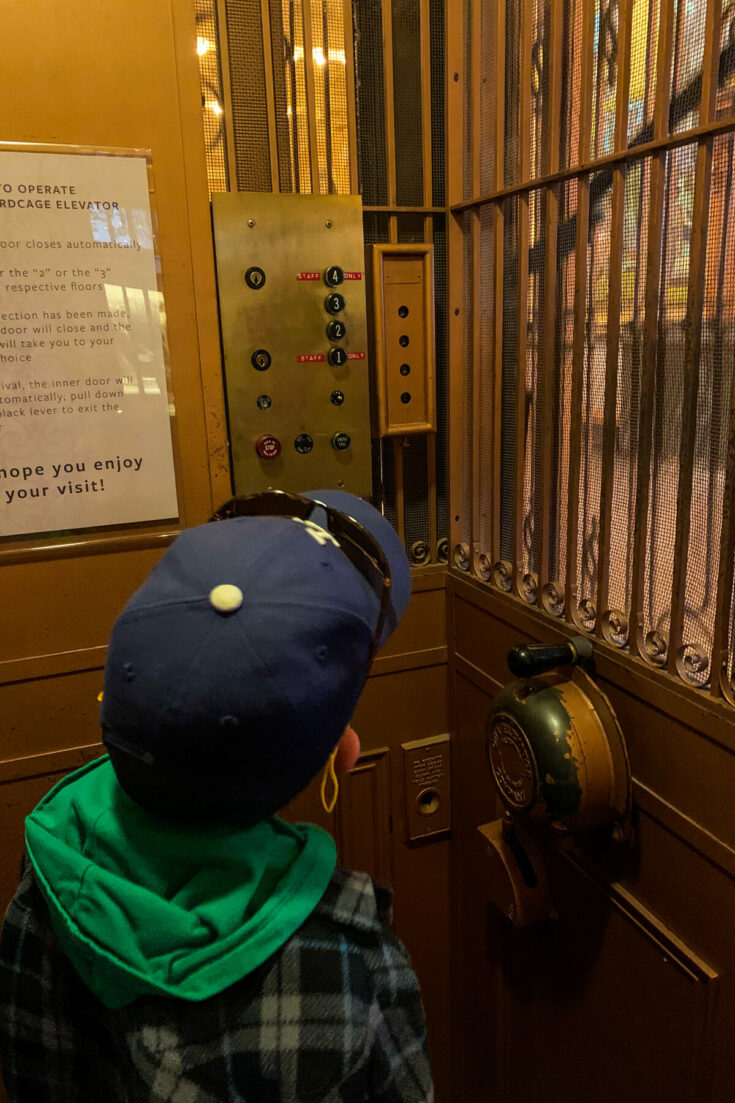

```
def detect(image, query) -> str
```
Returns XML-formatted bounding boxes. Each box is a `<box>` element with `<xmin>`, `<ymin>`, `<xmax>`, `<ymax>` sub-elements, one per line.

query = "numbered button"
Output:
<box><xmin>326</xmin><ymin>319</ymin><xmax>347</xmax><ymax>341</ymax></box>
<box><xmin>324</xmin><ymin>265</ymin><xmax>344</xmax><ymax>287</ymax></box>
<box><xmin>251</xmin><ymin>349</ymin><xmax>271</xmax><ymax>371</ymax></box>
<box><xmin>332</xmin><ymin>432</ymin><xmax>351</xmax><ymax>451</ymax></box>
<box><xmin>325</xmin><ymin>292</ymin><xmax>346</xmax><ymax>315</ymax></box>
<box><xmin>294</xmin><ymin>433</ymin><xmax>314</xmax><ymax>454</ymax></box>
<box><xmin>244</xmin><ymin>266</ymin><xmax>266</xmax><ymax>289</ymax></box>
<box><xmin>328</xmin><ymin>346</ymin><xmax>348</xmax><ymax>367</ymax></box>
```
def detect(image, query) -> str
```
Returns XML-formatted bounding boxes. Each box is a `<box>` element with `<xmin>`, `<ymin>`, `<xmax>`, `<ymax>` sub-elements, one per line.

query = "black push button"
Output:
<box><xmin>400</xmin><ymin>363</ymin><xmax>411</xmax><ymax>376</ymax></box>
<box><xmin>256</xmin><ymin>394</ymin><xmax>272</xmax><ymax>410</ymax></box>
<box><xmin>330</xmin><ymin>390</ymin><xmax>345</xmax><ymax>406</ymax></box>
<box><xmin>324</xmin><ymin>265</ymin><xmax>344</xmax><ymax>287</ymax></box>
<box><xmin>251</xmin><ymin>349</ymin><xmax>271</xmax><ymax>371</ymax></box>
<box><xmin>294</xmin><ymin>433</ymin><xmax>314</xmax><ymax>454</ymax></box>
<box><xmin>326</xmin><ymin>319</ymin><xmax>347</xmax><ymax>341</ymax></box>
<box><xmin>325</xmin><ymin>292</ymin><xmax>346</xmax><ymax>315</ymax></box>
<box><xmin>328</xmin><ymin>346</ymin><xmax>348</xmax><ymax>367</ymax></box>
<box><xmin>332</xmin><ymin>432</ymin><xmax>351</xmax><ymax>451</ymax></box>
<box><xmin>244</xmin><ymin>266</ymin><xmax>266</xmax><ymax>289</ymax></box>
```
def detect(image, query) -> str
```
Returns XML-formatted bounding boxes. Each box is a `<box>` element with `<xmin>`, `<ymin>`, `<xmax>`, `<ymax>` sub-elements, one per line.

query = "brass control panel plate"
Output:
<box><xmin>402</xmin><ymin>732</ymin><xmax>451</xmax><ymax>841</ymax></box>
<box><xmin>212</xmin><ymin>193</ymin><xmax>371</xmax><ymax>496</ymax></box>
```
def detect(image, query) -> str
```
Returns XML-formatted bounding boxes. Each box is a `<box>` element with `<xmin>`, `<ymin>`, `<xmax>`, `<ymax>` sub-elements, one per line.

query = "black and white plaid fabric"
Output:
<box><xmin>0</xmin><ymin>860</ymin><xmax>433</xmax><ymax>1102</ymax></box>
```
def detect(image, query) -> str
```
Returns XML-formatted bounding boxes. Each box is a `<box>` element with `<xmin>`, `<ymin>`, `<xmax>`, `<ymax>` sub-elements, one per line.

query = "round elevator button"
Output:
<box><xmin>330</xmin><ymin>390</ymin><xmax>345</xmax><ymax>406</ymax></box>
<box><xmin>332</xmin><ymin>432</ymin><xmax>351</xmax><ymax>451</ymax></box>
<box><xmin>328</xmin><ymin>346</ymin><xmax>348</xmax><ymax>367</ymax></box>
<box><xmin>294</xmin><ymin>433</ymin><xmax>314</xmax><ymax>454</ymax></box>
<box><xmin>326</xmin><ymin>319</ymin><xmax>347</xmax><ymax>341</ymax></box>
<box><xmin>244</xmin><ymin>266</ymin><xmax>266</xmax><ymax>289</ymax></box>
<box><xmin>325</xmin><ymin>292</ymin><xmax>346</xmax><ymax>315</ymax></box>
<box><xmin>255</xmin><ymin>434</ymin><xmax>281</xmax><ymax>459</ymax></box>
<box><xmin>251</xmin><ymin>349</ymin><xmax>271</xmax><ymax>371</ymax></box>
<box><xmin>324</xmin><ymin>265</ymin><xmax>345</xmax><ymax>287</ymax></box>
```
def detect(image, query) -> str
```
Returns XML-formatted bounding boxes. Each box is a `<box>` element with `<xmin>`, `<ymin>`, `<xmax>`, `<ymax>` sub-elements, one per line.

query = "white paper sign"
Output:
<box><xmin>0</xmin><ymin>148</ymin><xmax>178</xmax><ymax>538</ymax></box>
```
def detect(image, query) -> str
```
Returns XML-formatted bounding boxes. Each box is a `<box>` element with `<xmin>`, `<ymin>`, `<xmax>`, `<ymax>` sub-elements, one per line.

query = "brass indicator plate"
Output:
<box><xmin>372</xmin><ymin>244</ymin><xmax>436</xmax><ymax>436</ymax></box>
<box><xmin>402</xmin><ymin>732</ymin><xmax>451</xmax><ymax>841</ymax></box>
<box><xmin>212</xmin><ymin>193</ymin><xmax>371</xmax><ymax>496</ymax></box>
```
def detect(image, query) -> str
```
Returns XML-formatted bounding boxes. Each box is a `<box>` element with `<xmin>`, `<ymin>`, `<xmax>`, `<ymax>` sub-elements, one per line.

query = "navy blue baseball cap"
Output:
<box><xmin>101</xmin><ymin>490</ymin><xmax>411</xmax><ymax>823</ymax></box>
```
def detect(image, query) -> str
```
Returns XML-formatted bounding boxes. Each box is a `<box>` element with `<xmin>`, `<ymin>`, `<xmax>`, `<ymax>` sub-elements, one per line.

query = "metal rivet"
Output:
<box><xmin>247</xmin><ymin>219</ymin><xmax>256</xmax><ymax>228</ymax></box>
<box><xmin>325</xmin><ymin>219</ymin><xmax>334</xmax><ymax>228</ymax></box>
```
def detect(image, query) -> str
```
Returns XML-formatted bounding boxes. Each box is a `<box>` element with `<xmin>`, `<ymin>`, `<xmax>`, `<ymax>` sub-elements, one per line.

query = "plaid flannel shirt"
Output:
<box><xmin>0</xmin><ymin>860</ymin><xmax>433</xmax><ymax>1103</ymax></box>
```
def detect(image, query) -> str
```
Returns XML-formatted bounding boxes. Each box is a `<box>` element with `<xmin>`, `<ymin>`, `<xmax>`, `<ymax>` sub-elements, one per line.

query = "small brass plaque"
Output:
<box><xmin>402</xmin><ymin>733</ymin><xmax>451</xmax><ymax>841</ymax></box>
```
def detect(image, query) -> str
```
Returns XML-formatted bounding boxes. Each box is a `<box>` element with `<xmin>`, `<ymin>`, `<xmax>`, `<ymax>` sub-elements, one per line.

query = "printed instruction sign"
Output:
<box><xmin>0</xmin><ymin>148</ymin><xmax>178</xmax><ymax>538</ymax></box>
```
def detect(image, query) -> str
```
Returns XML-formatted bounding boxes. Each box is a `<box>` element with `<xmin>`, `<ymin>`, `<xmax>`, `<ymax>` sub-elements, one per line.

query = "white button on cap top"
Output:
<box><xmin>209</xmin><ymin>584</ymin><xmax>244</xmax><ymax>613</ymax></box>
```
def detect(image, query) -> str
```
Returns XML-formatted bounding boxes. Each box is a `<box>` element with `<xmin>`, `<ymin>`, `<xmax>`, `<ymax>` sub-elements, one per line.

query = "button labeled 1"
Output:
<box><xmin>328</xmin><ymin>346</ymin><xmax>348</xmax><ymax>367</ymax></box>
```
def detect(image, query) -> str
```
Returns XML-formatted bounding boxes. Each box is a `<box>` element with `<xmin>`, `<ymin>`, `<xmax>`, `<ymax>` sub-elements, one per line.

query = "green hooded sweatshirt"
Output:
<box><xmin>24</xmin><ymin>756</ymin><xmax>337</xmax><ymax>1010</ymax></box>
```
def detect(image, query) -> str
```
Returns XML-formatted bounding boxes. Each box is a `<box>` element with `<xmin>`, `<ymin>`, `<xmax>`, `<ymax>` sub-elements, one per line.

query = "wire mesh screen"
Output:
<box><xmin>226</xmin><ymin>0</ymin><xmax>273</xmax><ymax>190</ymax></box>
<box><xmin>430</xmin><ymin>0</ymin><xmax>446</xmax><ymax>206</ymax></box>
<box><xmin>354</xmin><ymin>0</ymin><xmax>388</xmax><ymax>204</ymax></box>
<box><xmin>458</xmin><ymin>0</ymin><xmax>735</xmax><ymax>702</ymax></box>
<box><xmin>392</xmin><ymin>0</ymin><xmax>424</xmax><ymax>206</ymax></box>
<box><xmin>195</xmin><ymin>0</ymin><xmax>229</xmax><ymax>194</ymax></box>
<box><xmin>309</xmin><ymin>0</ymin><xmax>351</xmax><ymax>194</ymax></box>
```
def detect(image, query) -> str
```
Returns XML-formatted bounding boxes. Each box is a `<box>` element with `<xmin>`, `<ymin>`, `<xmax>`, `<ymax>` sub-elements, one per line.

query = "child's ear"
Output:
<box><xmin>334</xmin><ymin>726</ymin><xmax>361</xmax><ymax>776</ymax></box>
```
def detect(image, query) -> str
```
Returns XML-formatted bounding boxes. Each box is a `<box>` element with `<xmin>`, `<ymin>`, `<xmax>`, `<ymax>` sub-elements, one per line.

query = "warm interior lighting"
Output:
<box><xmin>313</xmin><ymin>46</ymin><xmax>326</xmax><ymax>67</ymax></box>
<box><xmin>196</xmin><ymin>36</ymin><xmax>212</xmax><ymax>56</ymax></box>
<box><xmin>207</xmin><ymin>100</ymin><xmax>223</xmax><ymax>116</ymax></box>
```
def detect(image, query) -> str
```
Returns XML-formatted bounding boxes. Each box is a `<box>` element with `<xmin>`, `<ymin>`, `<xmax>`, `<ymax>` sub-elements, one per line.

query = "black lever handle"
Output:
<box><xmin>506</xmin><ymin>636</ymin><xmax>593</xmax><ymax>678</ymax></box>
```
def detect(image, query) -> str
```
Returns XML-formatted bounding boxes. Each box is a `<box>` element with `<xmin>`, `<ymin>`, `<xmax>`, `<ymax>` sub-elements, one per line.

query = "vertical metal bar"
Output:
<box><xmin>382</xmin><ymin>0</ymin><xmax>397</xmax><ymax>209</ymax></box>
<box><xmin>491</xmin><ymin>0</ymin><xmax>506</xmax><ymax>572</ymax></box>
<box><xmin>630</xmin><ymin>0</ymin><xmax>674</xmax><ymax>659</ymax></box>
<box><xmin>566</xmin><ymin>0</ymin><xmax>594</xmax><ymax>628</ymax></box>
<box><xmin>595</xmin><ymin>0</ymin><xmax>633</xmax><ymax>637</ymax></box>
<box><xmin>667</xmin><ymin>0</ymin><xmax>721</xmax><ymax>676</ymax></box>
<box><xmin>537</xmin><ymin>0</ymin><xmax>563</xmax><ymax>600</ymax></box>
<box><xmin>513</xmin><ymin>0</ymin><xmax>533</xmax><ymax>594</ymax></box>
<box><xmin>322</xmin><ymin>0</ymin><xmax>335</xmax><ymax>193</ymax></box>
<box><xmin>712</xmin><ymin>139</ymin><xmax>735</xmax><ymax>697</ymax></box>
<box><xmin>421</xmin><ymin>0</ymin><xmax>434</xmax><ymax>207</ymax></box>
<box><xmin>471</xmin><ymin>206</ymin><xmax>482</xmax><ymax>563</ymax></box>
<box><xmin>260</xmin><ymin>0</ymin><xmax>281</xmax><ymax>191</ymax></box>
<box><xmin>302</xmin><ymin>0</ymin><xmax>321</xmax><ymax>192</ymax></box>
<box><xmin>447</xmin><ymin>0</ymin><xmax>466</xmax><ymax>556</ymax></box>
<box><xmin>215</xmin><ymin>0</ymin><xmax>239</xmax><ymax>190</ymax></box>
<box><xmin>420</xmin><ymin>0</ymin><xmax>438</xmax><ymax>558</ymax></box>
<box><xmin>393</xmin><ymin>436</ymin><xmax>406</xmax><ymax>544</ymax></box>
<box><xmin>342</xmin><ymin>0</ymin><xmax>359</xmax><ymax>193</ymax></box>
<box><xmin>470</xmin><ymin>0</ymin><xmax>482</xmax><ymax>562</ymax></box>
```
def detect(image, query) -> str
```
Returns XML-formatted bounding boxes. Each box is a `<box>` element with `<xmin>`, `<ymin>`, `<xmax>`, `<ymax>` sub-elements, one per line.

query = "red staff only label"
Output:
<box><xmin>297</xmin><ymin>353</ymin><xmax>326</xmax><ymax>362</ymax></box>
<box><xmin>347</xmin><ymin>351</ymin><xmax>366</xmax><ymax>360</ymax></box>
<box><xmin>343</xmin><ymin>271</ymin><xmax>363</xmax><ymax>280</ymax></box>
<box><xmin>296</xmin><ymin>271</ymin><xmax>321</xmax><ymax>281</ymax></box>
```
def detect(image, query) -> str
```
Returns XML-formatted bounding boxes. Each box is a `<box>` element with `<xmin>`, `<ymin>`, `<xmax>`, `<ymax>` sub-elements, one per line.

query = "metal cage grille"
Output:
<box><xmin>454</xmin><ymin>0</ymin><xmax>735</xmax><ymax>702</ymax></box>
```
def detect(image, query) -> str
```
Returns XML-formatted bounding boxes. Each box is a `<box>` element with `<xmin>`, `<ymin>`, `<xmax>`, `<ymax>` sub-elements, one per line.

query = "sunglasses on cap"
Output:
<box><xmin>210</xmin><ymin>490</ymin><xmax>392</xmax><ymax>667</ymax></box>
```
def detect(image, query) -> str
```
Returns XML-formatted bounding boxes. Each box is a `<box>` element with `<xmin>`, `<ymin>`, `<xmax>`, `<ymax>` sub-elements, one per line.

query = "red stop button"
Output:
<box><xmin>255</xmin><ymin>434</ymin><xmax>282</xmax><ymax>459</ymax></box>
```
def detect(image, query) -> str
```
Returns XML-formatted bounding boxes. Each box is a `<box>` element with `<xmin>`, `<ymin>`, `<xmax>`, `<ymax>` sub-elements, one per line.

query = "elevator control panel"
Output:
<box><xmin>212</xmin><ymin>193</ymin><xmax>372</xmax><ymax>496</ymax></box>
